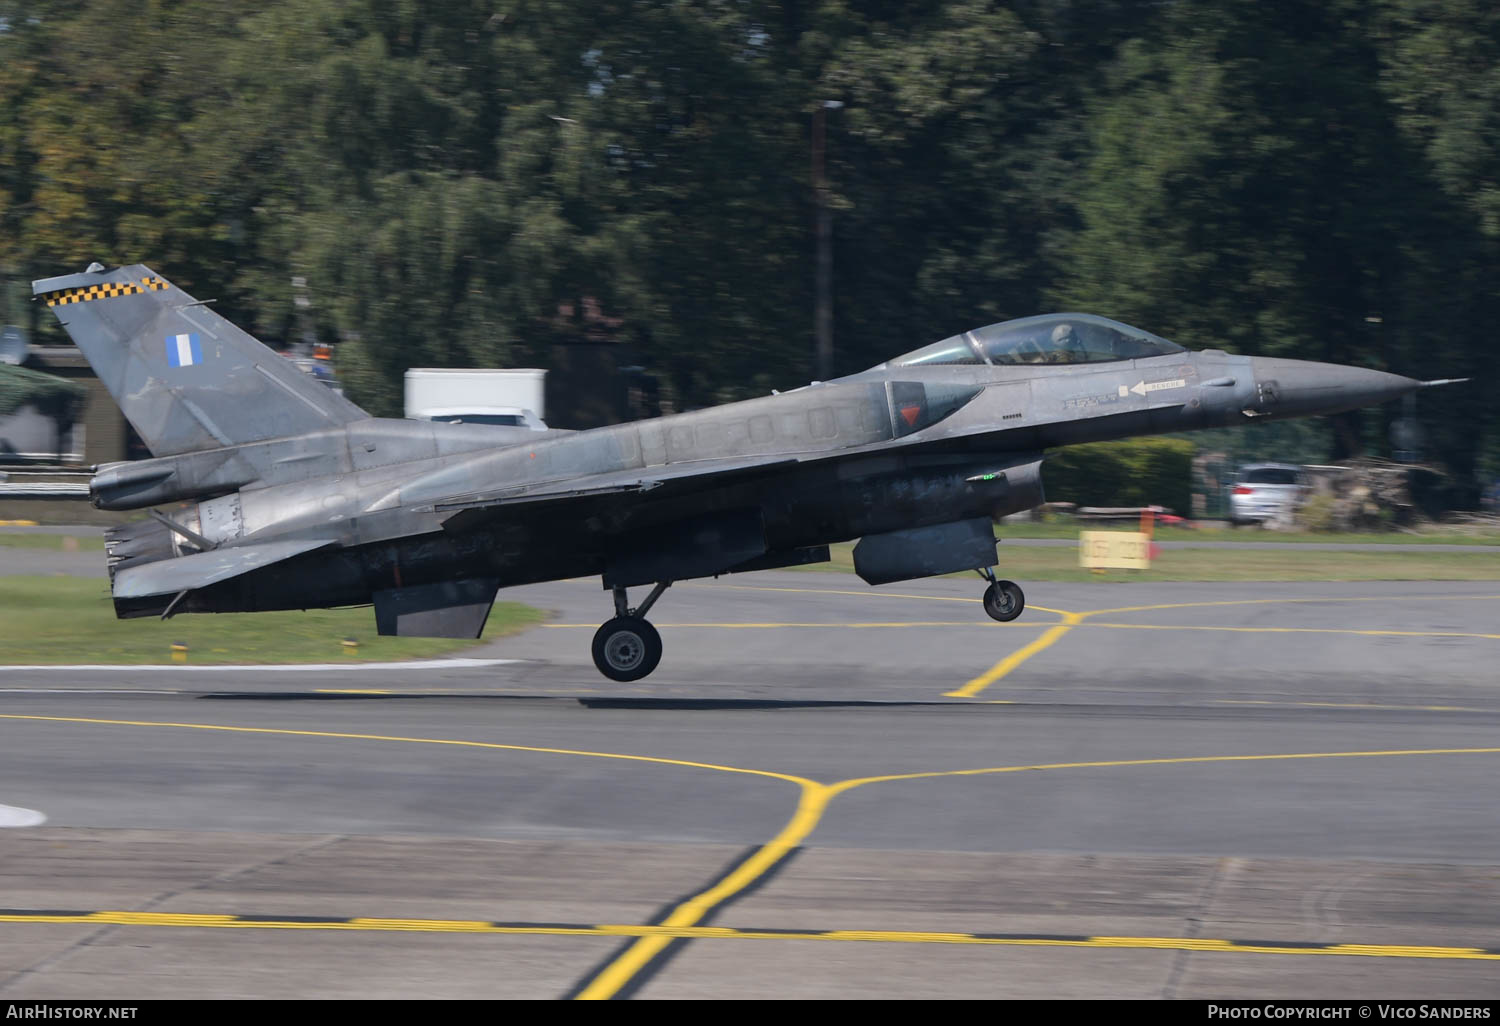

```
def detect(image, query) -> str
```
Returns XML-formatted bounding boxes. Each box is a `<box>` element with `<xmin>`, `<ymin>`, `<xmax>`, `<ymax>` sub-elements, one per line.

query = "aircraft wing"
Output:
<box><xmin>432</xmin><ymin>380</ymin><xmax>1157</xmax><ymax>535</ymax></box>
<box><xmin>436</xmin><ymin>455</ymin><xmax>800</xmax><ymax>532</ymax></box>
<box><xmin>432</xmin><ymin>408</ymin><xmax>1084</xmax><ymax>535</ymax></box>
<box><xmin>112</xmin><ymin>538</ymin><xmax>338</xmax><ymax>599</ymax></box>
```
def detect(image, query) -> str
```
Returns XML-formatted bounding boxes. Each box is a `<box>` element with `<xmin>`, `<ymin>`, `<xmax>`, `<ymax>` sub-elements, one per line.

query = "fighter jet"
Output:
<box><xmin>32</xmin><ymin>263</ymin><xmax>1463</xmax><ymax>680</ymax></box>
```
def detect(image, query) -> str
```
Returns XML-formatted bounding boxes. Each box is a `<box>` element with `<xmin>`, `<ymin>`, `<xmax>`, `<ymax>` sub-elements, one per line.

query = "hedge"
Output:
<box><xmin>1042</xmin><ymin>437</ymin><xmax>1196</xmax><ymax>515</ymax></box>
<box><xmin>0</xmin><ymin>363</ymin><xmax>87</xmax><ymax>421</ymax></box>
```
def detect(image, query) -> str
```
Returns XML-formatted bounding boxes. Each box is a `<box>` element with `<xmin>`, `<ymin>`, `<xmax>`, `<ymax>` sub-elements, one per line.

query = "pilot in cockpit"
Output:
<box><xmin>1047</xmin><ymin>322</ymin><xmax>1087</xmax><ymax>363</ymax></box>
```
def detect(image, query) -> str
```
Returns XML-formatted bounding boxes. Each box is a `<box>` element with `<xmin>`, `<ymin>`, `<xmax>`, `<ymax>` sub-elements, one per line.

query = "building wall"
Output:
<box><xmin>25</xmin><ymin>347</ymin><xmax>127</xmax><ymax>465</ymax></box>
<box><xmin>0</xmin><ymin>403</ymin><xmax>74</xmax><ymax>461</ymax></box>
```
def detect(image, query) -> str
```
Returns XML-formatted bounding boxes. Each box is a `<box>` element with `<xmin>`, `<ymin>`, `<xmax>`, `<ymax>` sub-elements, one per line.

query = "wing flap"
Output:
<box><xmin>112</xmin><ymin>538</ymin><xmax>336</xmax><ymax>599</ymax></box>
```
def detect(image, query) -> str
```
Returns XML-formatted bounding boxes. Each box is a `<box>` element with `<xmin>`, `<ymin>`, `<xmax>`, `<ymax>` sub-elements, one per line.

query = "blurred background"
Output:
<box><xmin>1</xmin><ymin>0</ymin><xmax>1496</xmax><ymax>514</ymax></box>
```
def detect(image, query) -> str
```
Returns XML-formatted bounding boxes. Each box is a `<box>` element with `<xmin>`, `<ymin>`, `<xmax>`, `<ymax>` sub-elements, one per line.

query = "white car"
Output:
<box><xmin>1229</xmin><ymin>463</ymin><xmax>1306</xmax><ymax>525</ymax></box>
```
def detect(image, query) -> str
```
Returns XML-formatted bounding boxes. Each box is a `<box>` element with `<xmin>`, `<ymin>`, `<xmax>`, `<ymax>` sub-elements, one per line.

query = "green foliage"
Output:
<box><xmin>1173</xmin><ymin>419</ymin><xmax>1333</xmax><ymax>469</ymax></box>
<box><xmin>0</xmin><ymin>362</ymin><xmax>86</xmax><ymax>419</ymax></box>
<box><xmin>1297</xmin><ymin>493</ymin><xmax>1338</xmax><ymax>533</ymax></box>
<box><xmin>1043</xmin><ymin>438</ymin><xmax>1197</xmax><ymax>515</ymax></box>
<box><xmin>1053</xmin><ymin>0</ymin><xmax>1498</xmax><ymax>491</ymax></box>
<box><xmin>0</xmin><ymin>0</ymin><xmax>1495</xmax><ymax>501</ymax></box>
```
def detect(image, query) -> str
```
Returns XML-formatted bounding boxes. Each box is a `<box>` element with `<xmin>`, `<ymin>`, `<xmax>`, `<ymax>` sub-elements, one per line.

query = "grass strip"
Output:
<box><xmin>0</xmin><ymin>576</ymin><xmax>545</xmax><ymax>665</ymax></box>
<box><xmin>796</xmin><ymin>540</ymin><xmax>1500</xmax><ymax>583</ymax></box>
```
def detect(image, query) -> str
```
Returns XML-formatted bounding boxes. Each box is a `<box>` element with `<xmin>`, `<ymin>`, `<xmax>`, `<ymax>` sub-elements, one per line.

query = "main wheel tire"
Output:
<box><xmin>591</xmin><ymin>616</ymin><xmax>663</xmax><ymax>682</ymax></box>
<box><xmin>982</xmin><ymin>580</ymin><xmax>1025</xmax><ymax>622</ymax></box>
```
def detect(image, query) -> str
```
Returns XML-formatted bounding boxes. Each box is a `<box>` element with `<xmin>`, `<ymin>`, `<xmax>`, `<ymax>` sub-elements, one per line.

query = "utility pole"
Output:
<box><xmin>812</xmin><ymin>100</ymin><xmax>842</xmax><ymax>381</ymax></box>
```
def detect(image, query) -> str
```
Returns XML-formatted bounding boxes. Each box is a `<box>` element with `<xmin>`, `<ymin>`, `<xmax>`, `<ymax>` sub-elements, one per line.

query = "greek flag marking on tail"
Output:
<box><xmin>165</xmin><ymin>333</ymin><xmax>203</xmax><ymax>368</ymax></box>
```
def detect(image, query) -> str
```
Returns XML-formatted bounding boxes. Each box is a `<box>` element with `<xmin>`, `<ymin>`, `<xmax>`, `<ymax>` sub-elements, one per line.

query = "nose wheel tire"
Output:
<box><xmin>591</xmin><ymin>616</ymin><xmax>663</xmax><ymax>682</ymax></box>
<box><xmin>983</xmin><ymin>580</ymin><xmax>1025</xmax><ymax>622</ymax></box>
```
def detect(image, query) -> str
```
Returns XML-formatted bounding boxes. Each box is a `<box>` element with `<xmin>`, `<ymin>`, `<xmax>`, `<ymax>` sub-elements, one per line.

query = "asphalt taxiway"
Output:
<box><xmin>3</xmin><ymin>570</ymin><xmax>1500</xmax><ymax>998</ymax></box>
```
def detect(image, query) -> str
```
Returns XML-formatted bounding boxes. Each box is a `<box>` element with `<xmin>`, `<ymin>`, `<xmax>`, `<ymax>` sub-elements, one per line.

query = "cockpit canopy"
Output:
<box><xmin>885</xmin><ymin>314</ymin><xmax>1186</xmax><ymax>369</ymax></box>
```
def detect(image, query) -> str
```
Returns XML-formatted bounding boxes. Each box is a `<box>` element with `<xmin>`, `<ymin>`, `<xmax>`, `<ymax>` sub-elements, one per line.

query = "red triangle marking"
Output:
<box><xmin>900</xmin><ymin>405</ymin><xmax>921</xmax><ymax>426</ymax></box>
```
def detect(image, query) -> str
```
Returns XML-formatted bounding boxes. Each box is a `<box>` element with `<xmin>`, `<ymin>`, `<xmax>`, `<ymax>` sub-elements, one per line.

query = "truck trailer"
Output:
<box><xmin>403</xmin><ymin>368</ymin><xmax>547</xmax><ymax>430</ymax></box>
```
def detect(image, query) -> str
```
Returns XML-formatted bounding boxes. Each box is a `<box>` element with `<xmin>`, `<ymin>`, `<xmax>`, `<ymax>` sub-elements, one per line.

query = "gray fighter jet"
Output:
<box><xmin>33</xmin><ymin>263</ymin><xmax>1463</xmax><ymax>680</ymax></box>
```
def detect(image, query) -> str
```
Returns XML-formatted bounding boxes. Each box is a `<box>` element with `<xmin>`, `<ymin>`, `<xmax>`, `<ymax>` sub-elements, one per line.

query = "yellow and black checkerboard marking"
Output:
<box><xmin>1</xmin><ymin>908</ymin><xmax>1496</xmax><ymax>960</ymax></box>
<box><xmin>41</xmin><ymin>276</ymin><xmax>168</xmax><ymax>307</ymax></box>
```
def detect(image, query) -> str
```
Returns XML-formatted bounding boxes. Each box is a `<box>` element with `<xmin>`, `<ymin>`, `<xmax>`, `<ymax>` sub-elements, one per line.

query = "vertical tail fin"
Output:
<box><xmin>32</xmin><ymin>263</ymin><xmax>367</xmax><ymax>456</ymax></box>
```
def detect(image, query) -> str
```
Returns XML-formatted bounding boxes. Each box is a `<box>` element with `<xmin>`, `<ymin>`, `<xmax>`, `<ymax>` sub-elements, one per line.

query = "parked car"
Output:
<box><xmin>1229</xmin><ymin>462</ymin><xmax>1306</xmax><ymax>526</ymax></box>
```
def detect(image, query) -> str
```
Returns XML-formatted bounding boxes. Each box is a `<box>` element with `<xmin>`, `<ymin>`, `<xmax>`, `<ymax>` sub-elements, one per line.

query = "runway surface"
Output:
<box><xmin>3</xmin><ymin>571</ymin><xmax>1500</xmax><ymax>998</ymax></box>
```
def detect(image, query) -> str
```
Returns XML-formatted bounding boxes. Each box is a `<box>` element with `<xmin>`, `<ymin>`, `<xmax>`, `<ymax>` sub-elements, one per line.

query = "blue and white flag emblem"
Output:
<box><xmin>165</xmin><ymin>333</ymin><xmax>202</xmax><ymax>367</ymax></box>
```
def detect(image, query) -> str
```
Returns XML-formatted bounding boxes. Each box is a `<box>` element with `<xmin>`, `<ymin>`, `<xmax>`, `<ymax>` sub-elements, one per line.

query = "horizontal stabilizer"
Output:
<box><xmin>112</xmin><ymin>538</ymin><xmax>336</xmax><ymax>599</ymax></box>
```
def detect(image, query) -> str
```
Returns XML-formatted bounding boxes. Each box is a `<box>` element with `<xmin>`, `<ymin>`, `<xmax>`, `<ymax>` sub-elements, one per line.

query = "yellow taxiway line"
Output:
<box><xmin>0</xmin><ymin>909</ymin><xmax>1493</xmax><ymax>962</ymax></box>
<box><xmin>947</xmin><ymin>593</ymin><xmax>1500</xmax><ymax>699</ymax></box>
<box><xmin>6</xmin><ymin>717</ymin><xmax>1499</xmax><ymax>997</ymax></box>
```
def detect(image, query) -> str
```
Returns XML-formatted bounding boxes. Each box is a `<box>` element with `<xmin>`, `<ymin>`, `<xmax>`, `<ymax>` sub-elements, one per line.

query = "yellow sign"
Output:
<box><xmin>1079</xmin><ymin>531</ymin><xmax>1152</xmax><ymax>569</ymax></box>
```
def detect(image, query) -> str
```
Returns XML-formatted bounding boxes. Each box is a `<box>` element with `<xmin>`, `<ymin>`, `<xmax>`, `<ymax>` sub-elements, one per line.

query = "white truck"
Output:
<box><xmin>403</xmin><ymin>368</ymin><xmax>548</xmax><ymax>430</ymax></box>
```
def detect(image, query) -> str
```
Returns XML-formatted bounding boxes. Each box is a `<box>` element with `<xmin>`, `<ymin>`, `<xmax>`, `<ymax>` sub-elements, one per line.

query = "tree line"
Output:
<box><xmin>1</xmin><ymin>1</ymin><xmax>1495</xmax><ymax>501</ymax></box>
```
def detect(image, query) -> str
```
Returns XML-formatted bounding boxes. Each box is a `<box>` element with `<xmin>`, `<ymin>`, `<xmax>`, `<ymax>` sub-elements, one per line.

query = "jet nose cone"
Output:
<box><xmin>1247</xmin><ymin>357</ymin><xmax>1420</xmax><ymax>419</ymax></box>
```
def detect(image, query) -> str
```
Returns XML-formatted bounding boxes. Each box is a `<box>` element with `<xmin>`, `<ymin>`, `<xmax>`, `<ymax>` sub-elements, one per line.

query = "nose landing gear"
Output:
<box><xmin>977</xmin><ymin>567</ymin><xmax>1025</xmax><ymax>622</ymax></box>
<box><xmin>592</xmin><ymin>581</ymin><xmax>671</xmax><ymax>681</ymax></box>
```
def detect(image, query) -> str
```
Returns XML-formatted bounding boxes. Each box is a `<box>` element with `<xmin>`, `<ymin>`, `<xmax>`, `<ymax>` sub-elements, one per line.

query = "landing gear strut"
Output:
<box><xmin>976</xmin><ymin>567</ymin><xmax>1025</xmax><ymax>622</ymax></box>
<box><xmin>591</xmin><ymin>581</ymin><xmax>671</xmax><ymax>681</ymax></box>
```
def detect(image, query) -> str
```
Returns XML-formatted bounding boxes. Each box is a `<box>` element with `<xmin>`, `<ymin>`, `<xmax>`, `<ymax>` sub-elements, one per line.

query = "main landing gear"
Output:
<box><xmin>592</xmin><ymin>581</ymin><xmax>671</xmax><ymax>681</ymax></box>
<box><xmin>976</xmin><ymin>567</ymin><xmax>1025</xmax><ymax>622</ymax></box>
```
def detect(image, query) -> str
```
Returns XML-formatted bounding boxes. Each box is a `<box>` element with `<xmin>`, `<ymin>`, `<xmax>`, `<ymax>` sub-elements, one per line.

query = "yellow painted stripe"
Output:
<box><xmin>1086</xmin><ymin>622</ymin><xmax>1500</xmax><ymax>641</ymax></box>
<box><xmin>1085</xmin><ymin>594</ymin><xmax>1500</xmax><ymax>618</ymax></box>
<box><xmin>311</xmin><ymin>687</ymin><xmax>604</xmax><ymax>696</ymax></box>
<box><xmin>541</xmin><ymin>621</ymin><xmax>1053</xmax><ymax>629</ymax></box>
<box><xmin>14</xmin><ymin>714</ymin><xmax>1484</xmax><ymax>787</ymax></box>
<box><xmin>0</xmin><ymin>714</ymin><xmax>815</xmax><ymax>789</ymax></box>
<box><xmin>694</xmin><ymin>582</ymin><xmax>981</xmax><ymax>603</ymax></box>
<box><xmin>692</xmin><ymin>581</ymin><xmax>1072</xmax><ymax>616</ymax></box>
<box><xmin>575</xmin><ymin>778</ymin><xmax>837</xmax><ymax>999</ymax></box>
<box><xmin>10</xmin><ymin>714</ymin><xmax>1500</xmax><ymax>997</ymax></box>
<box><xmin>944</xmin><ymin>612</ymin><xmax>1081</xmax><ymax>698</ymax></box>
<box><xmin>0</xmin><ymin>911</ymin><xmax>1492</xmax><ymax>961</ymax></box>
<box><xmin>830</xmin><ymin>746</ymin><xmax>1500</xmax><ymax>793</ymax></box>
<box><xmin>1215</xmin><ymin>699</ymin><xmax>1492</xmax><ymax>714</ymax></box>
<box><xmin>937</xmin><ymin>592</ymin><xmax>1500</xmax><ymax>699</ymax></box>
<box><xmin>577</xmin><ymin>741</ymin><xmax>1500</xmax><ymax>997</ymax></box>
